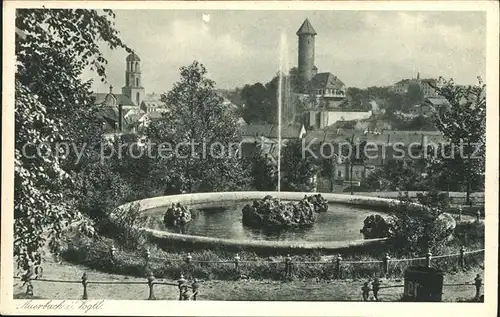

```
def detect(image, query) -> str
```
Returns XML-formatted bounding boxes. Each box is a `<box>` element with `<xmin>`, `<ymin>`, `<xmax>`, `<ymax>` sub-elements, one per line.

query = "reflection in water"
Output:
<box><xmin>144</xmin><ymin>203</ymin><xmax>383</xmax><ymax>242</ymax></box>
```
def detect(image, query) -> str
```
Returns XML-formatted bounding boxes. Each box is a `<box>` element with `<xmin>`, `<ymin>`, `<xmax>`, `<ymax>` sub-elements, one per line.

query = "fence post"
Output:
<box><xmin>177</xmin><ymin>274</ymin><xmax>186</xmax><ymax>300</ymax></box>
<box><xmin>459</xmin><ymin>246</ymin><xmax>465</xmax><ymax>270</ymax></box>
<box><xmin>191</xmin><ymin>278</ymin><xmax>199</xmax><ymax>301</ymax></box>
<box><xmin>476</xmin><ymin>210</ymin><xmax>481</xmax><ymax>222</ymax></box>
<box><xmin>458</xmin><ymin>206</ymin><xmax>462</xmax><ymax>221</ymax></box>
<box><xmin>335</xmin><ymin>255</ymin><xmax>342</xmax><ymax>279</ymax></box>
<box><xmin>425</xmin><ymin>252</ymin><xmax>432</xmax><ymax>267</ymax></box>
<box><xmin>147</xmin><ymin>272</ymin><xmax>155</xmax><ymax>300</ymax></box>
<box><xmin>284</xmin><ymin>254</ymin><xmax>292</xmax><ymax>278</ymax></box>
<box><xmin>234</xmin><ymin>253</ymin><xmax>240</xmax><ymax>275</ymax></box>
<box><xmin>81</xmin><ymin>273</ymin><xmax>88</xmax><ymax>300</ymax></box>
<box><xmin>383</xmin><ymin>253</ymin><xmax>390</xmax><ymax>277</ymax></box>
<box><xmin>110</xmin><ymin>245</ymin><xmax>116</xmax><ymax>258</ymax></box>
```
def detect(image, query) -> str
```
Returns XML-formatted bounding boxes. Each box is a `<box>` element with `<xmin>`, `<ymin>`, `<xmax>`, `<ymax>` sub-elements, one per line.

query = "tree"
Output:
<box><xmin>249</xmin><ymin>151</ymin><xmax>277</xmax><ymax>191</ymax></box>
<box><xmin>240</xmin><ymin>83</ymin><xmax>271</xmax><ymax>124</ymax></box>
<box><xmin>388</xmin><ymin>191</ymin><xmax>451</xmax><ymax>256</ymax></box>
<box><xmin>146</xmin><ymin>61</ymin><xmax>250</xmax><ymax>194</ymax></box>
<box><xmin>15</xmin><ymin>9</ymin><xmax>129</xmax><ymax>269</ymax></box>
<box><xmin>404</xmin><ymin>81</ymin><xmax>425</xmax><ymax>108</ymax></box>
<box><xmin>281</xmin><ymin>139</ymin><xmax>318</xmax><ymax>191</ymax></box>
<box><xmin>364</xmin><ymin>159</ymin><xmax>428</xmax><ymax>191</ymax></box>
<box><xmin>430</xmin><ymin>78</ymin><xmax>486</xmax><ymax>204</ymax></box>
<box><xmin>341</xmin><ymin>135</ymin><xmax>368</xmax><ymax>195</ymax></box>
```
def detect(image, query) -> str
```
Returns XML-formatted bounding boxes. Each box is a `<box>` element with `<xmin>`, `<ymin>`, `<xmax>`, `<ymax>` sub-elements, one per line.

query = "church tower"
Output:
<box><xmin>297</xmin><ymin>19</ymin><xmax>317</xmax><ymax>86</ymax></box>
<box><xmin>122</xmin><ymin>52</ymin><xmax>145</xmax><ymax>106</ymax></box>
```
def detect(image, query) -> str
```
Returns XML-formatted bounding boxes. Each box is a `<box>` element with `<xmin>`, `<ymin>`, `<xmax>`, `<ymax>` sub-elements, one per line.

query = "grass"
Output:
<box><xmin>61</xmin><ymin>230</ymin><xmax>484</xmax><ymax>282</ymax></box>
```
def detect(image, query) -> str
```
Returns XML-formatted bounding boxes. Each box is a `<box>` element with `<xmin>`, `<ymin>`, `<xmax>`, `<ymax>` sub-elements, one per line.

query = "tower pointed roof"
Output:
<box><xmin>296</xmin><ymin>19</ymin><xmax>317</xmax><ymax>36</ymax></box>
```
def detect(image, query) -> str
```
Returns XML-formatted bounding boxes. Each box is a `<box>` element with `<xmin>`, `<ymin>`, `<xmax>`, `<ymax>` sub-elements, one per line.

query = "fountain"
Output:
<box><xmin>111</xmin><ymin>32</ymin><xmax>399</xmax><ymax>254</ymax></box>
<box><xmin>277</xmin><ymin>31</ymin><xmax>286</xmax><ymax>193</ymax></box>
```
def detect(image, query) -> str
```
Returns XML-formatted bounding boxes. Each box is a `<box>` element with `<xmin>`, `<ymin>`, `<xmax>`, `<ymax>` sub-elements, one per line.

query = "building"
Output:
<box><xmin>310</xmin><ymin>72</ymin><xmax>346</xmax><ymax>99</ymax></box>
<box><xmin>296</xmin><ymin>19</ymin><xmax>317</xmax><ymax>84</ymax></box>
<box><xmin>423</xmin><ymin>96</ymin><xmax>451</xmax><ymax>112</ymax></box>
<box><xmin>390</xmin><ymin>73</ymin><xmax>440</xmax><ymax>98</ymax></box>
<box><xmin>94</xmin><ymin>52</ymin><xmax>168</xmax><ymax>135</ymax></box>
<box><xmin>239</xmin><ymin>123</ymin><xmax>306</xmax><ymax>159</ymax></box>
<box><xmin>122</xmin><ymin>52</ymin><xmax>145</xmax><ymax>107</ymax></box>
<box><xmin>294</xmin><ymin>19</ymin><xmax>368</xmax><ymax>130</ymax></box>
<box><xmin>302</xmin><ymin>129</ymin><xmax>446</xmax><ymax>182</ymax></box>
<box><xmin>304</xmin><ymin>109</ymin><xmax>372</xmax><ymax>130</ymax></box>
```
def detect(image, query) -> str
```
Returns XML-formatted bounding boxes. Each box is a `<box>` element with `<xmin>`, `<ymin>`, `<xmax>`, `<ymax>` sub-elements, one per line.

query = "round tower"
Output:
<box><xmin>297</xmin><ymin>19</ymin><xmax>317</xmax><ymax>85</ymax></box>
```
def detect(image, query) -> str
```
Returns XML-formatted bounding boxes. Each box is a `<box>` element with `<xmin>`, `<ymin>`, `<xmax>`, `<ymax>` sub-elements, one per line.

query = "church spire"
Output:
<box><xmin>122</xmin><ymin>52</ymin><xmax>145</xmax><ymax>106</ymax></box>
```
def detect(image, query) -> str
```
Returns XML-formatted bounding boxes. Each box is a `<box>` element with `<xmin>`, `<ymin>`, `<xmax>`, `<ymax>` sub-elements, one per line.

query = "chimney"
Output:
<box><xmin>118</xmin><ymin>104</ymin><xmax>123</xmax><ymax>132</ymax></box>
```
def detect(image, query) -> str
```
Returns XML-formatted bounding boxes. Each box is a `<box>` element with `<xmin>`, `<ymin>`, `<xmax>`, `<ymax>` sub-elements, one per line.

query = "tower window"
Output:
<box><xmin>136</xmin><ymin>92</ymin><xmax>140</xmax><ymax>106</ymax></box>
<box><xmin>136</xmin><ymin>78</ymin><xmax>139</xmax><ymax>86</ymax></box>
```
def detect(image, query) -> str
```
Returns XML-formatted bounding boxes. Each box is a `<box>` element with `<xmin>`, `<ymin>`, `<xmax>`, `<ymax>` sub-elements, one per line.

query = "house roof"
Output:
<box><xmin>98</xmin><ymin>106</ymin><xmax>144</xmax><ymax>127</ymax></box>
<box><xmin>310</xmin><ymin>72</ymin><xmax>345</xmax><ymax>90</ymax></box>
<box><xmin>296</xmin><ymin>19</ymin><xmax>317</xmax><ymax>36</ymax></box>
<box><xmin>424</xmin><ymin>97</ymin><xmax>450</xmax><ymax>107</ymax></box>
<box><xmin>99</xmin><ymin>107</ymin><xmax>119</xmax><ymax>122</ymax></box>
<box><xmin>240</xmin><ymin>123</ymin><xmax>304</xmax><ymax>139</ymax></box>
<box><xmin>92</xmin><ymin>93</ymin><xmax>135</xmax><ymax>106</ymax></box>
<box><xmin>141</xmin><ymin>100</ymin><xmax>166</xmax><ymax>108</ymax></box>
<box><xmin>304</xmin><ymin>129</ymin><xmax>445</xmax><ymax>146</ymax></box>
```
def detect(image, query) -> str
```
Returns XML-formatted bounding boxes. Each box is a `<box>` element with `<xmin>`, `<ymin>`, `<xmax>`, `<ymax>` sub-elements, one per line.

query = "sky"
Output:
<box><xmin>86</xmin><ymin>10</ymin><xmax>486</xmax><ymax>95</ymax></box>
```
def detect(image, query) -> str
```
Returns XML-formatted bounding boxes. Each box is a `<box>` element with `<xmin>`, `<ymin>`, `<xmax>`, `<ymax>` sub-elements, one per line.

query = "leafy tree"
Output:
<box><xmin>404</xmin><ymin>81</ymin><xmax>425</xmax><ymax>108</ymax></box>
<box><xmin>240</xmin><ymin>83</ymin><xmax>271</xmax><ymax>124</ymax></box>
<box><xmin>249</xmin><ymin>151</ymin><xmax>277</xmax><ymax>191</ymax></box>
<box><xmin>147</xmin><ymin>61</ymin><xmax>250</xmax><ymax>194</ymax></box>
<box><xmin>388</xmin><ymin>191</ymin><xmax>451</xmax><ymax>256</ymax></box>
<box><xmin>281</xmin><ymin>139</ymin><xmax>318</xmax><ymax>191</ymax></box>
<box><xmin>340</xmin><ymin>135</ymin><xmax>368</xmax><ymax>195</ymax></box>
<box><xmin>429</xmin><ymin>78</ymin><xmax>486</xmax><ymax>204</ymax></box>
<box><xmin>15</xmin><ymin>9</ymin><xmax>129</xmax><ymax>270</ymax></box>
<box><xmin>364</xmin><ymin>159</ymin><xmax>428</xmax><ymax>191</ymax></box>
<box><xmin>397</xmin><ymin>115</ymin><xmax>438</xmax><ymax>131</ymax></box>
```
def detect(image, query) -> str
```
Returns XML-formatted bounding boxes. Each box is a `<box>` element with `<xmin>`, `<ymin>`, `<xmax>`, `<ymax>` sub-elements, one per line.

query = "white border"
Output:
<box><xmin>2</xmin><ymin>1</ymin><xmax>499</xmax><ymax>316</ymax></box>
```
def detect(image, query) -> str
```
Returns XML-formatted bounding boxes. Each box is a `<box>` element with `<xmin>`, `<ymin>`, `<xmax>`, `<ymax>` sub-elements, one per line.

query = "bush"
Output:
<box><xmin>163</xmin><ymin>203</ymin><xmax>193</xmax><ymax>226</ymax></box>
<box><xmin>387</xmin><ymin>192</ymin><xmax>453</xmax><ymax>256</ymax></box>
<box><xmin>102</xmin><ymin>203</ymin><xmax>148</xmax><ymax>251</ymax></box>
<box><xmin>61</xmin><ymin>233</ymin><xmax>484</xmax><ymax>282</ymax></box>
<box><xmin>360</xmin><ymin>214</ymin><xmax>392</xmax><ymax>239</ymax></box>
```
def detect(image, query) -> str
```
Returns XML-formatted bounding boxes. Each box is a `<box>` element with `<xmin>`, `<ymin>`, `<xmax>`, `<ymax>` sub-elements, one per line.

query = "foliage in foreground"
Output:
<box><xmin>62</xmin><ymin>223</ymin><xmax>484</xmax><ymax>282</ymax></box>
<box><xmin>14</xmin><ymin>8</ymin><xmax>129</xmax><ymax>270</ymax></box>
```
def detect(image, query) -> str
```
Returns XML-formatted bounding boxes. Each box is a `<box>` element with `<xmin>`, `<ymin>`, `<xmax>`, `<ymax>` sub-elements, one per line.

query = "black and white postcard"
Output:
<box><xmin>1</xmin><ymin>1</ymin><xmax>499</xmax><ymax>316</ymax></box>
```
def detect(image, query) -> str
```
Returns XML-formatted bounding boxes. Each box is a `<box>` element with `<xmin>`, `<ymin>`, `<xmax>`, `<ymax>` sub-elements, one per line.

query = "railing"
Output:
<box><xmin>15</xmin><ymin>271</ymin><xmax>198</xmax><ymax>301</ymax></box>
<box><xmin>16</xmin><ymin>246</ymin><xmax>484</xmax><ymax>301</ymax></box>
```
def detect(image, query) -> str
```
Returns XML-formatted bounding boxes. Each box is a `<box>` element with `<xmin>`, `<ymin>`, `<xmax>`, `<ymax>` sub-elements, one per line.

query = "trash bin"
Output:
<box><xmin>403</xmin><ymin>266</ymin><xmax>444</xmax><ymax>302</ymax></box>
